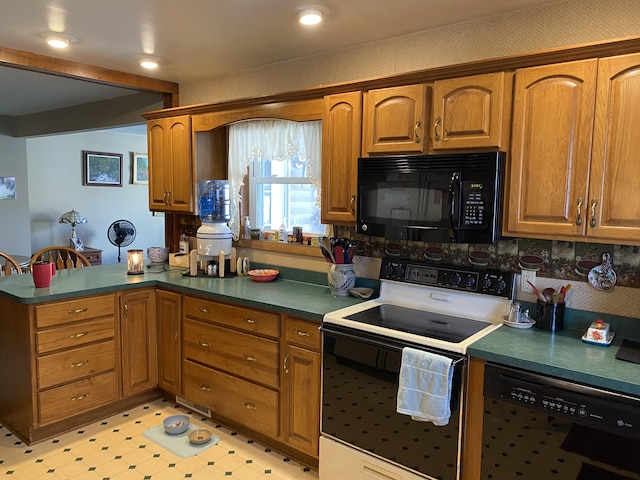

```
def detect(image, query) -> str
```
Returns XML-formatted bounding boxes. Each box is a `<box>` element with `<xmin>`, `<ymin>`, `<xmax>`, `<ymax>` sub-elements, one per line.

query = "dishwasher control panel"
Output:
<box><xmin>380</xmin><ymin>257</ymin><xmax>513</xmax><ymax>297</ymax></box>
<box><xmin>484</xmin><ymin>363</ymin><xmax>640</xmax><ymax>441</ymax></box>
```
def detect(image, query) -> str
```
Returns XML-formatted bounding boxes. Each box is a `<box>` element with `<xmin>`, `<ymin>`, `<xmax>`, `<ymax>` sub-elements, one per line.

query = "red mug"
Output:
<box><xmin>33</xmin><ymin>262</ymin><xmax>55</xmax><ymax>288</ymax></box>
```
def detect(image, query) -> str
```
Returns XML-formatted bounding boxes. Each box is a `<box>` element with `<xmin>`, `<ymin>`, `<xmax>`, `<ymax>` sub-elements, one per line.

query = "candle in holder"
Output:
<box><xmin>127</xmin><ymin>249</ymin><xmax>144</xmax><ymax>275</ymax></box>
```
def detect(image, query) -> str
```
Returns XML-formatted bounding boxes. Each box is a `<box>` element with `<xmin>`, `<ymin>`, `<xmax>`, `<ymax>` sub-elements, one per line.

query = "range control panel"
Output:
<box><xmin>380</xmin><ymin>257</ymin><xmax>513</xmax><ymax>298</ymax></box>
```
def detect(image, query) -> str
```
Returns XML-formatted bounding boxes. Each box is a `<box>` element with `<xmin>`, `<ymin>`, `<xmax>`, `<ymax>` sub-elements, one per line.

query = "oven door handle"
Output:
<box><xmin>449</xmin><ymin>171</ymin><xmax>461</xmax><ymax>241</ymax></box>
<box><xmin>320</xmin><ymin>323</ymin><xmax>466</xmax><ymax>364</ymax></box>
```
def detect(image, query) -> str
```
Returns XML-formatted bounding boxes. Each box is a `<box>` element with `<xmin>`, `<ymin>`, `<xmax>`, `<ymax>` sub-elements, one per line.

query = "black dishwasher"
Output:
<box><xmin>481</xmin><ymin>363</ymin><xmax>640</xmax><ymax>480</ymax></box>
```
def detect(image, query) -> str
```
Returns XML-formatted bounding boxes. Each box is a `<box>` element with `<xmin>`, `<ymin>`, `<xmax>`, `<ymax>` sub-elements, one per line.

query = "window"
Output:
<box><xmin>228</xmin><ymin>119</ymin><xmax>323</xmax><ymax>239</ymax></box>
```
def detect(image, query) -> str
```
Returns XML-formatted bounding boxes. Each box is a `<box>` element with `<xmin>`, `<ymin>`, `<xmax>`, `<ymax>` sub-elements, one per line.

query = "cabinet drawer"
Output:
<box><xmin>38</xmin><ymin>371</ymin><xmax>118</xmax><ymax>426</ymax></box>
<box><xmin>183</xmin><ymin>319</ymin><xmax>278</xmax><ymax>387</ymax></box>
<box><xmin>184</xmin><ymin>296</ymin><xmax>279</xmax><ymax>338</ymax></box>
<box><xmin>36</xmin><ymin>317</ymin><xmax>115</xmax><ymax>354</ymax></box>
<box><xmin>183</xmin><ymin>360</ymin><xmax>279</xmax><ymax>438</ymax></box>
<box><xmin>37</xmin><ymin>340</ymin><xmax>116</xmax><ymax>389</ymax></box>
<box><xmin>35</xmin><ymin>294</ymin><xmax>116</xmax><ymax>328</ymax></box>
<box><xmin>284</xmin><ymin>316</ymin><xmax>320</xmax><ymax>351</ymax></box>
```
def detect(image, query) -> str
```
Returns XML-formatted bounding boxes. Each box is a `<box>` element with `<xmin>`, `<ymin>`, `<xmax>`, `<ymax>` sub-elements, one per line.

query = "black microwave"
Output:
<box><xmin>357</xmin><ymin>151</ymin><xmax>506</xmax><ymax>243</ymax></box>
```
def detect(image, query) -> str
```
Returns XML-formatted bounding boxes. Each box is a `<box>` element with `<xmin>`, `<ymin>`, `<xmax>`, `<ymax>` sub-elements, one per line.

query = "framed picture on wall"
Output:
<box><xmin>82</xmin><ymin>151</ymin><xmax>123</xmax><ymax>187</ymax></box>
<box><xmin>132</xmin><ymin>152</ymin><xmax>149</xmax><ymax>185</ymax></box>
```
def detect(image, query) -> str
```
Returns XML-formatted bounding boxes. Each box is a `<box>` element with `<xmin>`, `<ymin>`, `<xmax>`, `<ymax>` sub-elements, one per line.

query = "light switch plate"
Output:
<box><xmin>521</xmin><ymin>269</ymin><xmax>536</xmax><ymax>293</ymax></box>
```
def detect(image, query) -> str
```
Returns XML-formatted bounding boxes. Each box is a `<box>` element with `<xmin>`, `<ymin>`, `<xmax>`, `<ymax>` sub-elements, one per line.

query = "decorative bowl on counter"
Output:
<box><xmin>247</xmin><ymin>269</ymin><xmax>279</xmax><ymax>282</ymax></box>
<box><xmin>147</xmin><ymin>247</ymin><xmax>170</xmax><ymax>263</ymax></box>
<box><xmin>163</xmin><ymin>414</ymin><xmax>190</xmax><ymax>434</ymax></box>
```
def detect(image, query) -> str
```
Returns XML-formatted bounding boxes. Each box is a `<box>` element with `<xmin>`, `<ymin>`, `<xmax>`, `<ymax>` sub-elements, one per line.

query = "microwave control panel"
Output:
<box><xmin>462</xmin><ymin>181</ymin><xmax>486</xmax><ymax>228</ymax></box>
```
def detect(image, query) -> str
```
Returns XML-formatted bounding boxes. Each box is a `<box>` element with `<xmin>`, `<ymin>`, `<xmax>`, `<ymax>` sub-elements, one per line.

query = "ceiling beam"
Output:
<box><xmin>0</xmin><ymin>44</ymin><xmax>179</xmax><ymax>107</ymax></box>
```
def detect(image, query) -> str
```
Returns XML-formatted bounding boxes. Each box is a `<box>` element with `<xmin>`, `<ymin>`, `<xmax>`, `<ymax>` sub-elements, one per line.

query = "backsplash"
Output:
<box><xmin>333</xmin><ymin>226</ymin><xmax>640</xmax><ymax>289</ymax></box>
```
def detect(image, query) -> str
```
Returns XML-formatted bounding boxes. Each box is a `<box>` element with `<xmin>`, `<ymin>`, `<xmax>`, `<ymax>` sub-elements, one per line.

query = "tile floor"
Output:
<box><xmin>0</xmin><ymin>398</ymin><xmax>319</xmax><ymax>480</ymax></box>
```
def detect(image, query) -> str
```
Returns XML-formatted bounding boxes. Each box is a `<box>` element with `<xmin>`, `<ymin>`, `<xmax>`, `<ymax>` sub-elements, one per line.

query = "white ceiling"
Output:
<box><xmin>0</xmin><ymin>0</ymin><xmax>561</xmax><ymax>116</ymax></box>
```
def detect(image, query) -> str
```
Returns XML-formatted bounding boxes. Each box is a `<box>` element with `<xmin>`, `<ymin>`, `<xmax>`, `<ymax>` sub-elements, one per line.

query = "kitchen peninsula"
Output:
<box><xmin>0</xmin><ymin>263</ymin><xmax>360</xmax><ymax>466</ymax></box>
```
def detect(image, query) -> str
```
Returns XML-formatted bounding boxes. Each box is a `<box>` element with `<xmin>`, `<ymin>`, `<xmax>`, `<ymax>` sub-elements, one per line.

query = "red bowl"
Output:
<box><xmin>247</xmin><ymin>269</ymin><xmax>279</xmax><ymax>282</ymax></box>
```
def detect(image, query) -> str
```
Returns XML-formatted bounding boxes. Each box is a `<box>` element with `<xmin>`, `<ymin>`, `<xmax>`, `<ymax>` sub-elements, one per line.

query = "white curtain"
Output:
<box><xmin>227</xmin><ymin>119</ymin><xmax>322</xmax><ymax>239</ymax></box>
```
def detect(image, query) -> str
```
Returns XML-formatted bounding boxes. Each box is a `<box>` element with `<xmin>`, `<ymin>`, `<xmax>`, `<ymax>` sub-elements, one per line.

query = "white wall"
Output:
<box><xmin>26</xmin><ymin>130</ymin><xmax>165</xmax><ymax>264</ymax></box>
<box><xmin>0</xmin><ymin>134</ymin><xmax>30</xmax><ymax>255</ymax></box>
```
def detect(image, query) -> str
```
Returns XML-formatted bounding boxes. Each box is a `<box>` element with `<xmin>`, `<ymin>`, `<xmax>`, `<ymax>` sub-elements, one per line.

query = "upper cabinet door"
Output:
<box><xmin>588</xmin><ymin>53</ymin><xmax>640</xmax><ymax>242</ymax></box>
<box><xmin>321</xmin><ymin>92</ymin><xmax>362</xmax><ymax>225</ymax></box>
<box><xmin>431</xmin><ymin>72</ymin><xmax>512</xmax><ymax>150</ymax></box>
<box><xmin>362</xmin><ymin>84</ymin><xmax>427</xmax><ymax>154</ymax></box>
<box><xmin>147</xmin><ymin>115</ymin><xmax>193</xmax><ymax>212</ymax></box>
<box><xmin>505</xmin><ymin>60</ymin><xmax>597</xmax><ymax>238</ymax></box>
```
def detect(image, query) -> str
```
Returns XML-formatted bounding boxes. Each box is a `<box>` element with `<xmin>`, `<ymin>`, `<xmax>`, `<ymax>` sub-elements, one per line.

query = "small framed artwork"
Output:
<box><xmin>132</xmin><ymin>152</ymin><xmax>149</xmax><ymax>185</ymax></box>
<box><xmin>82</xmin><ymin>151</ymin><xmax>123</xmax><ymax>187</ymax></box>
<box><xmin>0</xmin><ymin>177</ymin><xmax>16</xmax><ymax>200</ymax></box>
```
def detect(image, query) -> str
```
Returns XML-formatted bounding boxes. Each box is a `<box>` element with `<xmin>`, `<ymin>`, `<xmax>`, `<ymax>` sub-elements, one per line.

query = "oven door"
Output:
<box><xmin>321</xmin><ymin>323</ymin><xmax>466</xmax><ymax>480</ymax></box>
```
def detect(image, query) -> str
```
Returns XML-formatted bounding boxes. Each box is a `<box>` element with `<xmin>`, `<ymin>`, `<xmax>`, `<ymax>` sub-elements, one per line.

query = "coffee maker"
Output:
<box><xmin>196</xmin><ymin>180</ymin><xmax>232</xmax><ymax>273</ymax></box>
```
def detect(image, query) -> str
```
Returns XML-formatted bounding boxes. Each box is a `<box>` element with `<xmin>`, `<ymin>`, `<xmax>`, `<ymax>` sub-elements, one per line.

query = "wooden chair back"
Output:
<box><xmin>0</xmin><ymin>252</ymin><xmax>23</xmax><ymax>276</ymax></box>
<box><xmin>30</xmin><ymin>246</ymin><xmax>91</xmax><ymax>270</ymax></box>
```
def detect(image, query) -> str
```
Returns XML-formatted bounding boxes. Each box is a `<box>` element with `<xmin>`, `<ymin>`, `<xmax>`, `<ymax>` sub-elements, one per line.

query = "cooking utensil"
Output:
<box><xmin>322</xmin><ymin>237</ymin><xmax>336</xmax><ymax>263</ymax></box>
<box><xmin>334</xmin><ymin>245</ymin><xmax>344</xmax><ymax>264</ymax></box>
<box><xmin>542</xmin><ymin>288</ymin><xmax>555</xmax><ymax>303</ymax></box>
<box><xmin>527</xmin><ymin>280</ymin><xmax>546</xmax><ymax>302</ymax></box>
<box><xmin>349</xmin><ymin>287</ymin><xmax>374</xmax><ymax>299</ymax></box>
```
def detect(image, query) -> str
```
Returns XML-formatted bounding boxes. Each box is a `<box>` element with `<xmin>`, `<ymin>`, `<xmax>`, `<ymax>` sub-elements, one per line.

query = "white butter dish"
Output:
<box><xmin>581</xmin><ymin>331</ymin><xmax>615</xmax><ymax>346</ymax></box>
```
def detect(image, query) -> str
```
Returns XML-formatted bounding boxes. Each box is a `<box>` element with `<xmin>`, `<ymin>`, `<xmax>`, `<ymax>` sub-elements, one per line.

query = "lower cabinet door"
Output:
<box><xmin>183</xmin><ymin>360</ymin><xmax>279</xmax><ymax>438</ymax></box>
<box><xmin>38</xmin><ymin>371</ymin><xmax>118</xmax><ymax>425</ymax></box>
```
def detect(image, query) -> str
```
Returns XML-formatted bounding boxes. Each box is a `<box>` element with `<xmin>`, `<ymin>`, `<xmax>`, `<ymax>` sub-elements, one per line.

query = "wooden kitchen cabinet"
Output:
<box><xmin>119</xmin><ymin>289</ymin><xmax>157</xmax><ymax>397</ymax></box>
<box><xmin>147</xmin><ymin>115</ymin><xmax>193</xmax><ymax>212</ymax></box>
<box><xmin>431</xmin><ymin>72</ymin><xmax>512</xmax><ymax>150</ymax></box>
<box><xmin>156</xmin><ymin>289</ymin><xmax>181</xmax><ymax>396</ymax></box>
<box><xmin>362</xmin><ymin>84</ymin><xmax>428</xmax><ymax>154</ymax></box>
<box><xmin>321</xmin><ymin>91</ymin><xmax>362</xmax><ymax>225</ymax></box>
<box><xmin>506</xmin><ymin>53</ymin><xmax>640</xmax><ymax>245</ymax></box>
<box><xmin>282</xmin><ymin>316</ymin><xmax>321</xmax><ymax>458</ymax></box>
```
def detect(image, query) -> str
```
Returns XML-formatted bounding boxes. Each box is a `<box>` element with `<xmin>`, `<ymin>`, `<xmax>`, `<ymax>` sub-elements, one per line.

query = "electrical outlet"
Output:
<box><xmin>521</xmin><ymin>269</ymin><xmax>536</xmax><ymax>293</ymax></box>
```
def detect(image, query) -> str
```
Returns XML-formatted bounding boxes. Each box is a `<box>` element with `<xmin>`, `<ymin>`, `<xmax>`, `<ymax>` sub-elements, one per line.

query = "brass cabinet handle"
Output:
<box><xmin>68</xmin><ymin>308</ymin><xmax>88</xmax><ymax>315</ymax></box>
<box><xmin>350</xmin><ymin>194</ymin><xmax>356</xmax><ymax>214</ymax></box>
<box><xmin>199</xmin><ymin>384</ymin><xmax>211</xmax><ymax>392</ymax></box>
<box><xmin>243</xmin><ymin>354</ymin><xmax>257</xmax><ymax>362</ymax></box>
<box><xmin>590</xmin><ymin>199</ymin><xmax>598</xmax><ymax>227</ymax></box>
<box><xmin>576</xmin><ymin>198</ymin><xmax>583</xmax><ymax>226</ymax></box>
<box><xmin>70</xmin><ymin>360</ymin><xmax>89</xmax><ymax>368</ymax></box>
<box><xmin>414</xmin><ymin>119</ymin><xmax>421</xmax><ymax>143</ymax></box>
<box><xmin>434</xmin><ymin>116</ymin><xmax>441</xmax><ymax>141</ymax></box>
<box><xmin>167</xmin><ymin>191</ymin><xmax>172</xmax><ymax>205</ymax></box>
<box><xmin>284</xmin><ymin>353</ymin><xmax>290</xmax><ymax>374</ymax></box>
<box><xmin>198</xmin><ymin>340</ymin><xmax>210</xmax><ymax>348</ymax></box>
<box><xmin>71</xmin><ymin>393</ymin><xmax>90</xmax><ymax>401</ymax></box>
<box><xmin>123</xmin><ymin>303</ymin><xmax>128</xmax><ymax>317</ymax></box>
<box><xmin>163</xmin><ymin>191</ymin><xmax>169</xmax><ymax>205</ymax></box>
<box><xmin>69</xmin><ymin>331</ymin><xmax>88</xmax><ymax>339</ymax></box>
<box><xmin>243</xmin><ymin>402</ymin><xmax>257</xmax><ymax>410</ymax></box>
<box><xmin>199</xmin><ymin>306</ymin><xmax>211</xmax><ymax>314</ymax></box>
<box><xmin>295</xmin><ymin>329</ymin><xmax>310</xmax><ymax>337</ymax></box>
<box><xmin>244</xmin><ymin>317</ymin><xmax>256</xmax><ymax>324</ymax></box>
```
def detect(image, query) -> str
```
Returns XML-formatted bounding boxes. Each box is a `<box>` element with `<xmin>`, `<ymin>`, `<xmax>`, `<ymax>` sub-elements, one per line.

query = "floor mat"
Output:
<box><xmin>143</xmin><ymin>423</ymin><xmax>220</xmax><ymax>458</ymax></box>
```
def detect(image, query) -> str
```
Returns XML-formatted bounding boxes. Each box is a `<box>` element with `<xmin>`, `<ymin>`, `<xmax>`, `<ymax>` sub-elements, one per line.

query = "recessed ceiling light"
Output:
<box><xmin>44</xmin><ymin>32</ymin><xmax>77</xmax><ymax>49</ymax></box>
<box><xmin>140</xmin><ymin>57</ymin><xmax>159</xmax><ymax>69</ymax></box>
<box><xmin>297</xmin><ymin>4</ymin><xmax>329</xmax><ymax>25</ymax></box>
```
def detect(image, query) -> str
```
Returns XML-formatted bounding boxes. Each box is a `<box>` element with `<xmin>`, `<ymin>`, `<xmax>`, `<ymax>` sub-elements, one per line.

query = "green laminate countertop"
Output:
<box><xmin>468</xmin><ymin>324</ymin><xmax>640</xmax><ymax>397</ymax></box>
<box><xmin>0</xmin><ymin>263</ymin><xmax>363</xmax><ymax>321</ymax></box>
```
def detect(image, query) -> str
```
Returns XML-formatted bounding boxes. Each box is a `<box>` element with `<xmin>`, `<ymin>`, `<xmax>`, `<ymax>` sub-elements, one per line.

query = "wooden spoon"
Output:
<box><xmin>322</xmin><ymin>237</ymin><xmax>336</xmax><ymax>263</ymax></box>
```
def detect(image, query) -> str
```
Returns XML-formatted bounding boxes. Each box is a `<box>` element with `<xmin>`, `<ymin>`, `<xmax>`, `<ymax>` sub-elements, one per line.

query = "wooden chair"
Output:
<box><xmin>0</xmin><ymin>252</ymin><xmax>23</xmax><ymax>276</ymax></box>
<box><xmin>30</xmin><ymin>246</ymin><xmax>91</xmax><ymax>270</ymax></box>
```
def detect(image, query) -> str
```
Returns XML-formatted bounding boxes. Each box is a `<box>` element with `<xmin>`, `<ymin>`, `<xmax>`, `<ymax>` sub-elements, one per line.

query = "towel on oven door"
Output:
<box><xmin>396</xmin><ymin>347</ymin><xmax>453</xmax><ymax>426</ymax></box>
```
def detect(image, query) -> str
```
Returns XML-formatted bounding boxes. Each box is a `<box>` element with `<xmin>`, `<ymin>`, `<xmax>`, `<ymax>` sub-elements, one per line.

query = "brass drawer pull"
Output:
<box><xmin>243</xmin><ymin>354</ymin><xmax>257</xmax><ymax>362</ymax></box>
<box><xmin>434</xmin><ymin>116</ymin><xmax>441</xmax><ymax>141</ymax></box>
<box><xmin>284</xmin><ymin>353</ymin><xmax>290</xmax><ymax>374</ymax></box>
<box><xmin>590</xmin><ymin>199</ymin><xmax>598</xmax><ymax>227</ymax></box>
<box><xmin>295</xmin><ymin>329</ymin><xmax>310</xmax><ymax>337</ymax></box>
<box><xmin>414</xmin><ymin>119</ymin><xmax>421</xmax><ymax>143</ymax></box>
<box><xmin>68</xmin><ymin>308</ymin><xmax>88</xmax><ymax>315</ymax></box>
<box><xmin>69</xmin><ymin>331</ymin><xmax>88</xmax><ymax>339</ymax></box>
<box><xmin>198</xmin><ymin>340</ymin><xmax>211</xmax><ymax>348</ymax></box>
<box><xmin>71</xmin><ymin>393</ymin><xmax>90</xmax><ymax>401</ymax></box>
<box><xmin>244</xmin><ymin>317</ymin><xmax>256</xmax><ymax>324</ymax></box>
<box><xmin>199</xmin><ymin>306</ymin><xmax>211</xmax><ymax>314</ymax></box>
<box><xmin>576</xmin><ymin>198</ymin><xmax>583</xmax><ymax>225</ymax></box>
<box><xmin>70</xmin><ymin>360</ymin><xmax>89</xmax><ymax>368</ymax></box>
<box><xmin>243</xmin><ymin>402</ymin><xmax>257</xmax><ymax>410</ymax></box>
<box><xmin>199</xmin><ymin>384</ymin><xmax>211</xmax><ymax>391</ymax></box>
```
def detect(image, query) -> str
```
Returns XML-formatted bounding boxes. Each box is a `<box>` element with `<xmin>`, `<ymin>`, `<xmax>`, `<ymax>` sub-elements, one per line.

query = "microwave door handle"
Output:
<box><xmin>449</xmin><ymin>172</ymin><xmax>461</xmax><ymax>241</ymax></box>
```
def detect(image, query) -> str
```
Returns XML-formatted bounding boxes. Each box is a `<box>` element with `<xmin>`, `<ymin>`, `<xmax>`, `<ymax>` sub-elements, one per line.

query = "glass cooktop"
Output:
<box><xmin>345</xmin><ymin>304</ymin><xmax>491</xmax><ymax>344</ymax></box>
